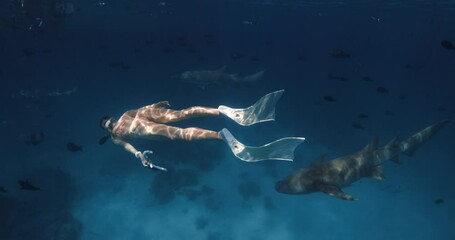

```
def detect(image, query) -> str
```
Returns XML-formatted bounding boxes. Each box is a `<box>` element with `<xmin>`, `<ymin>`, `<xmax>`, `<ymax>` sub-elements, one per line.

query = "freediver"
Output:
<box><xmin>100</xmin><ymin>90</ymin><xmax>305</xmax><ymax>171</ymax></box>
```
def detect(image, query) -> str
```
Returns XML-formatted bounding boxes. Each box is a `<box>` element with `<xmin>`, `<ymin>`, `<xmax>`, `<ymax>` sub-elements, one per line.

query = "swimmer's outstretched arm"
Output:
<box><xmin>112</xmin><ymin>138</ymin><xmax>149</xmax><ymax>166</ymax></box>
<box><xmin>112</xmin><ymin>138</ymin><xmax>166</xmax><ymax>171</ymax></box>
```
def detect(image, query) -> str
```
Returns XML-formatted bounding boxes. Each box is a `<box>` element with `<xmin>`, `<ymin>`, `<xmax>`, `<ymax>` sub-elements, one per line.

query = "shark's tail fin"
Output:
<box><xmin>238</xmin><ymin>70</ymin><xmax>265</xmax><ymax>82</ymax></box>
<box><xmin>400</xmin><ymin>119</ymin><xmax>450</xmax><ymax>157</ymax></box>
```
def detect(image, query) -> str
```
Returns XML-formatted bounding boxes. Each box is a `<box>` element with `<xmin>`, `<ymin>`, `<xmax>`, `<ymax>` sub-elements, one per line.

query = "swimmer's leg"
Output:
<box><xmin>219</xmin><ymin>128</ymin><xmax>305</xmax><ymax>162</ymax></box>
<box><xmin>141</xmin><ymin>122</ymin><xmax>221</xmax><ymax>141</ymax></box>
<box><xmin>140</xmin><ymin>107</ymin><xmax>220</xmax><ymax>123</ymax></box>
<box><xmin>218</xmin><ymin>90</ymin><xmax>284</xmax><ymax>126</ymax></box>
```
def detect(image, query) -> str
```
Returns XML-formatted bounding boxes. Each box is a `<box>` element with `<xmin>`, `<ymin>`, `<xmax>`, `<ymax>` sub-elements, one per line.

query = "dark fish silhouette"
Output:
<box><xmin>162</xmin><ymin>47</ymin><xmax>173</xmax><ymax>53</ymax></box>
<box><xmin>276</xmin><ymin>120</ymin><xmax>450</xmax><ymax>201</ymax></box>
<box><xmin>384</xmin><ymin>110</ymin><xmax>395</xmax><ymax>116</ymax></box>
<box><xmin>42</xmin><ymin>48</ymin><xmax>53</xmax><ymax>54</ymax></box>
<box><xmin>203</xmin><ymin>33</ymin><xmax>214</xmax><ymax>39</ymax></box>
<box><xmin>358</xmin><ymin>114</ymin><xmax>369</xmax><ymax>119</ymax></box>
<box><xmin>441</xmin><ymin>40</ymin><xmax>455</xmax><ymax>50</ymax></box>
<box><xmin>324</xmin><ymin>95</ymin><xmax>337</xmax><ymax>102</ymax></box>
<box><xmin>18</xmin><ymin>179</ymin><xmax>41</xmax><ymax>191</ymax></box>
<box><xmin>109</xmin><ymin>61</ymin><xmax>131</xmax><ymax>70</ymax></box>
<box><xmin>250</xmin><ymin>57</ymin><xmax>261</xmax><ymax>62</ymax></box>
<box><xmin>67</xmin><ymin>142</ymin><xmax>83</xmax><ymax>152</ymax></box>
<box><xmin>399</xmin><ymin>94</ymin><xmax>407</xmax><ymax>101</ymax></box>
<box><xmin>206</xmin><ymin>39</ymin><xmax>217</xmax><ymax>46</ymax></box>
<box><xmin>352</xmin><ymin>123</ymin><xmax>365</xmax><ymax>130</ymax></box>
<box><xmin>363</xmin><ymin>76</ymin><xmax>373</xmax><ymax>82</ymax></box>
<box><xmin>403</xmin><ymin>64</ymin><xmax>423</xmax><ymax>71</ymax></box>
<box><xmin>330</xmin><ymin>48</ymin><xmax>351</xmax><ymax>58</ymax></box>
<box><xmin>434</xmin><ymin>198</ymin><xmax>444</xmax><ymax>205</ymax></box>
<box><xmin>230</xmin><ymin>53</ymin><xmax>245</xmax><ymax>60</ymax></box>
<box><xmin>23</xmin><ymin>48</ymin><xmax>37</xmax><ymax>57</ymax></box>
<box><xmin>98</xmin><ymin>135</ymin><xmax>110</xmax><ymax>145</ymax></box>
<box><xmin>25</xmin><ymin>132</ymin><xmax>44</xmax><ymax>146</ymax></box>
<box><xmin>0</xmin><ymin>186</ymin><xmax>7</xmax><ymax>193</ymax></box>
<box><xmin>437</xmin><ymin>106</ymin><xmax>447</xmax><ymax>112</ymax></box>
<box><xmin>187</xmin><ymin>47</ymin><xmax>197</xmax><ymax>54</ymax></box>
<box><xmin>377</xmin><ymin>86</ymin><xmax>389</xmax><ymax>93</ymax></box>
<box><xmin>328</xmin><ymin>73</ymin><xmax>348</xmax><ymax>81</ymax></box>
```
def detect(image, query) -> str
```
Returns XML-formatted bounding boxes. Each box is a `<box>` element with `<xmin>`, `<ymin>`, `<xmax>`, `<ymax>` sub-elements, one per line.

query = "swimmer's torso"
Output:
<box><xmin>111</xmin><ymin>108</ymin><xmax>170</xmax><ymax>140</ymax></box>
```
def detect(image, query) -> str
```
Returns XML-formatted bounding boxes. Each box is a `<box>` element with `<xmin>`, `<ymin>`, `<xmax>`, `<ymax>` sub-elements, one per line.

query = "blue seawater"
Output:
<box><xmin>0</xmin><ymin>1</ymin><xmax>454</xmax><ymax>239</ymax></box>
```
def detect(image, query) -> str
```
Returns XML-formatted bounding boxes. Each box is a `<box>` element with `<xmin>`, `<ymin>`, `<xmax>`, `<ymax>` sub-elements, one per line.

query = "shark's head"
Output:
<box><xmin>275</xmin><ymin>168</ymin><xmax>315</xmax><ymax>194</ymax></box>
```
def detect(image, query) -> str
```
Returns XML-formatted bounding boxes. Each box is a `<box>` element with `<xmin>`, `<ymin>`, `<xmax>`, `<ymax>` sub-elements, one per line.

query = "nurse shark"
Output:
<box><xmin>275</xmin><ymin>119</ymin><xmax>450</xmax><ymax>201</ymax></box>
<box><xmin>179</xmin><ymin>66</ymin><xmax>265</xmax><ymax>89</ymax></box>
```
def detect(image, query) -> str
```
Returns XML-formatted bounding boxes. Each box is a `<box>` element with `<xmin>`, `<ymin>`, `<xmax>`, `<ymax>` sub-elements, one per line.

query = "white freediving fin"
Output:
<box><xmin>219</xmin><ymin>128</ymin><xmax>305</xmax><ymax>162</ymax></box>
<box><xmin>218</xmin><ymin>90</ymin><xmax>284</xmax><ymax>126</ymax></box>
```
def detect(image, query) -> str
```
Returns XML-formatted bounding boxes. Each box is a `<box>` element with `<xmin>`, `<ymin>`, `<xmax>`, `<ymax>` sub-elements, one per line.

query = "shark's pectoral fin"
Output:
<box><xmin>391</xmin><ymin>155</ymin><xmax>402</xmax><ymax>164</ymax></box>
<box><xmin>316</xmin><ymin>182</ymin><xmax>358</xmax><ymax>201</ymax></box>
<box><xmin>369</xmin><ymin>165</ymin><xmax>385</xmax><ymax>180</ymax></box>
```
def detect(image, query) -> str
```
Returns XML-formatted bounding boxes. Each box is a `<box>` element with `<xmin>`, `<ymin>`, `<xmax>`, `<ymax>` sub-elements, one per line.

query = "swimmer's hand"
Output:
<box><xmin>135</xmin><ymin>150</ymin><xmax>167</xmax><ymax>172</ymax></box>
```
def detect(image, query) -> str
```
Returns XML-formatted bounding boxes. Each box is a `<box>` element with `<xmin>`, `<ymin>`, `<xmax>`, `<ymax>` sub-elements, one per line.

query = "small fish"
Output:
<box><xmin>108</xmin><ymin>61</ymin><xmax>131</xmax><ymax>70</ymax></box>
<box><xmin>18</xmin><ymin>179</ymin><xmax>40</xmax><ymax>191</ymax></box>
<box><xmin>162</xmin><ymin>47</ymin><xmax>173</xmax><ymax>53</ymax></box>
<box><xmin>25</xmin><ymin>132</ymin><xmax>44</xmax><ymax>146</ymax></box>
<box><xmin>23</xmin><ymin>48</ymin><xmax>37</xmax><ymax>57</ymax></box>
<box><xmin>0</xmin><ymin>186</ymin><xmax>7</xmax><ymax>193</ymax></box>
<box><xmin>362</xmin><ymin>76</ymin><xmax>373</xmax><ymax>82</ymax></box>
<box><xmin>377</xmin><ymin>86</ymin><xmax>389</xmax><ymax>93</ymax></box>
<box><xmin>403</xmin><ymin>64</ymin><xmax>423</xmax><ymax>71</ymax></box>
<box><xmin>352</xmin><ymin>123</ymin><xmax>365</xmax><ymax>130</ymax></box>
<box><xmin>67</xmin><ymin>142</ymin><xmax>83</xmax><ymax>152</ymax></box>
<box><xmin>384</xmin><ymin>110</ymin><xmax>395</xmax><ymax>116</ymax></box>
<box><xmin>206</xmin><ymin>39</ymin><xmax>217</xmax><ymax>46</ymax></box>
<box><xmin>440</xmin><ymin>40</ymin><xmax>455</xmax><ymax>50</ymax></box>
<box><xmin>98</xmin><ymin>135</ymin><xmax>110</xmax><ymax>145</ymax></box>
<box><xmin>324</xmin><ymin>95</ymin><xmax>337</xmax><ymax>102</ymax></box>
<box><xmin>330</xmin><ymin>48</ymin><xmax>351</xmax><ymax>58</ymax></box>
<box><xmin>434</xmin><ymin>198</ymin><xmax>444</xmax><ymax>205</ymax></box>
<box><xmin>250</xmin><ymin>57</ymin><xmax>261</xmax><ymax>62</ymax></box>
<box><xmin>203</xmin><ymin>33</ymin><xmax>214</xmax><ymax>39</ymax></box>
<box><xmin>42</xmin><ymin>48</ymin><xmax>53</xmax><ymax>54</ymax></box>
<box><xmin>187</xmin><ymin>47</ymin><xmax>197</xmax><ymax>54</ymax></box>
<box><xmin>437</xmin><ymin>106</ymin><xmax>447</xmax><ymax>112</ymax></box>
<box><xmin>399</xmin><ymin>94</ymin><xmax>407</xmax><ymax>101</ymax></box>
<box><xmin>328</xmin><ymin>73</ymin><xmax>348</xmax><ymax>81</ymax></box>
<box><xmin>230</xmin><ymin>53</ymin><xmax>245</xmax><ymax>60</ymax></box>
<box><xmin>358</xmin><ymin>114</ymin><xmax>369</xmax><ymax>119</ymax></box>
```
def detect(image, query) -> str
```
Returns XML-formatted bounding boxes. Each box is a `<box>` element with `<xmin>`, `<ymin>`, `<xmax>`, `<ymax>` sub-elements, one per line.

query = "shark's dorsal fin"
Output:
<box><xmin>384</xmin><ymin>136</ymin><xmax>402</xmax><ymax>164</ymax></box>
<box><xmin>385</xmin><ymin>136</ymin><xmax>399</xmax><ymax>148</ymax></box>
<box><xmin>315</xmin><ymin>181</ymin><xmax>358</xmax><ymax>201</ymax></box>
<box><xmin>362</xmin><ymin>137</ymin><xmax>379</xmax><ymax>152</ymax></box>
<box><xmin>217</xmin><ymin>65</ymin><xmax>227</xmax><ymax>72</ymax></box>
<box><xmin>369</xmin><ymin>165</ymin><xmax>385</xmax><ymax>180</ymax></box>
<box><xmin>311</xmin><ymin>153</ymin><xmax>327</xmax><ymax>166</ymax></box>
